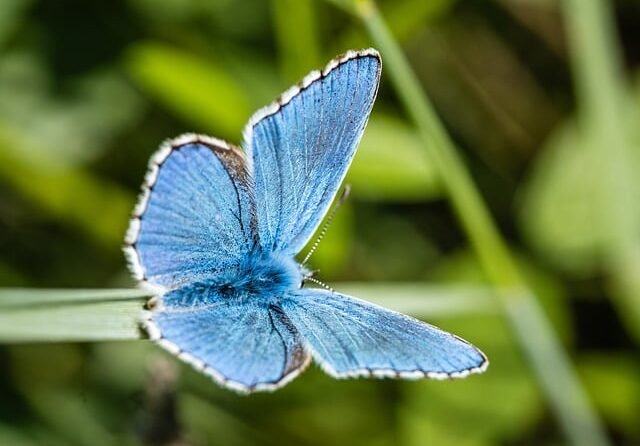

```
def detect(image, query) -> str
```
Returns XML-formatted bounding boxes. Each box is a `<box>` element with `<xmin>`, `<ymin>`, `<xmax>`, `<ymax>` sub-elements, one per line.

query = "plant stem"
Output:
<box><xmin>354</xmin><ymin>1</ymin><xmax>610</xmax><ymax>445</ymax></box>
<box><xmin>0</xmin><ymin>285</ymin><xmax>496</xmax><ymax>343</ymax></box>
<box><xmin>0</xmin><ymin>301</ymin><xmax>145</xmax><ymax>342</ymax></box>
<box><xmin>0</xmin><ymin>288</ymin><xmax>148</xmax><ymax>308</ymax></box>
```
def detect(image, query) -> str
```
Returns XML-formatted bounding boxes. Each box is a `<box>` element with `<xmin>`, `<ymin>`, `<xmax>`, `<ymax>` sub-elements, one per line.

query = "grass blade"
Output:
<box><xmin>349</xmin><ymin>1</ymin><xmax>611</xmax><ymax>445</ymax></box>
<box><xmin>0</xmin><ymin>301</ymin><xmax>144</xmax><ymax>342</ymax></box>
<box><xmin>0</xmin><ymin>284</ymin><xmax>496</xmax><ymax>343</ymax></box>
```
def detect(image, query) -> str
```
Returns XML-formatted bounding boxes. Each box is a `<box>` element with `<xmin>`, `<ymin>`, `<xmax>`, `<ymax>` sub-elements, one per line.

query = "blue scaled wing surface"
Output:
<box><xmin>125</xmin><ymin>134</ymin><xmax>312</xmax><ymax>392</ymax></box>
<box><xmin>125</xmin><ymin>49</ymin><xmax>487</xmax><ymax>393</ymax></box>
<box><xmin>244</xmin><ymin>49</ymin><xmax>381</xmax><ymax>255</ymax></box>
<box><xmin>124</xmin><ymin>135</ymin><xmax>256</xmax><ymax>290</ymax></box>
<box><xmin>144</xmin><ymin>285</ymin><xmax>309</xmax><ymax>392</ymax></box>
<box><xmin>282</xmin><ymin>289</ymin><xmax>488</xmax><ymax>379</ymax></box>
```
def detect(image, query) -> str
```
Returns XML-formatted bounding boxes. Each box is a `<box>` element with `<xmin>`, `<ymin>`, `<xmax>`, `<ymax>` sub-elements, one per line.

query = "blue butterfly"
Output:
<box><xmin>124</xmin><ymin>49</ymin><xmax>488</xmax><ymax>393</ymax></box>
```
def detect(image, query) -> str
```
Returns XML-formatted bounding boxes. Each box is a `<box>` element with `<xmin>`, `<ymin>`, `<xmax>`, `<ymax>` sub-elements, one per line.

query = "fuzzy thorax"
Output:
<box><xmin>156</xmin><ymin>253</ymin><xmax>306</xmax><ymax>310</ymax></box>
<box><xmin>224</xmin><ymin>253</ymin><xmax>304</xmax><ymax>300</ymax></box>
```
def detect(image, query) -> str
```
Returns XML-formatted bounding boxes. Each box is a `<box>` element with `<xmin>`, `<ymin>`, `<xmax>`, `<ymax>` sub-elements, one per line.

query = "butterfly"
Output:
<box><xmin>124</xmin><ymin>48</ymin><xmax>488</xmax><ymax>393</ymax></box>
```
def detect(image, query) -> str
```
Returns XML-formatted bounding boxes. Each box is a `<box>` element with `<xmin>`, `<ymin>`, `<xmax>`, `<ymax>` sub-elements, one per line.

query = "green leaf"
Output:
<box><xmin>520</xmin><ymin>76</ymin><xmax>640</xmax><ymax>271</ymax></box>
<box><xmin>518</xmin><ymin>121</ymin><xmax>604</xmax><ymax>274</ymax></box>
<box><xmin>125</xmin><ymin>42</ymin><xmax>253</xmax><ymax>139</ymax></box>
<box><xmin>518</xmin><ymin>80</ymin><xmax>640</xmax><ymax>342</ymax></box>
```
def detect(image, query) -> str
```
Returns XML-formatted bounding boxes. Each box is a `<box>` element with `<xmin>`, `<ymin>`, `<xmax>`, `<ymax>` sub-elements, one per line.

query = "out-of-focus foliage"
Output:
<box><xmin>125</xmin><ymin>42</ymin><xmax>253</xmax><ymax>138</ymax></box>
<box><xmin>520</xmin><ymin>79</ymin><xmax>640</xmax><ymax>276</ymax></box>
<box><xmin>0</xmin><ymin>0</ymin><xmax>639</xmax><ymax>445</ymax></box>
<box><xmin>348</xmin><ymin>114</ymin><xmax>441</xmax><ymax>201</ymax></box>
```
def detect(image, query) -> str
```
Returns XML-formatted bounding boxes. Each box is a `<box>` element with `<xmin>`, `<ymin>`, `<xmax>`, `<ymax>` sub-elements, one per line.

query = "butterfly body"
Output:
<box><xmin>198</xmin><ymin>252</ymin><xmax>304</xmax><ymax>303</ymax></box>
<box><xmin>126</xmin><ymin>49</ymin><xmax>488</xmax><ymax>393</ymax></box>
<box><xmin>236</xmin><ymin>253</ymin><xmax>305</xmax><ymax>297</ymax></box>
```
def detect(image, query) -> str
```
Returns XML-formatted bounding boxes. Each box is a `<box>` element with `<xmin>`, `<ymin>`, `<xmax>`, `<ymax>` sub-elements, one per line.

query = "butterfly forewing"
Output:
<box><xmin>244</xmin><ymin>50</ymin><xmax>381</xmax><ymax>255</ymax></box>
<box><xmin>125</xmin><ymin>137</ymin><xmax>257</xmax><ymax>290</ymax></box>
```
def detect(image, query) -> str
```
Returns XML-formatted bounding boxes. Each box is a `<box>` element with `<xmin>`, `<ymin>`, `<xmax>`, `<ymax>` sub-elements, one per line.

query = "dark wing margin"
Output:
<box><xmin>124</xmin><ymin>133</ymin><xmax>258</xmax><ymax>291</ymax></box>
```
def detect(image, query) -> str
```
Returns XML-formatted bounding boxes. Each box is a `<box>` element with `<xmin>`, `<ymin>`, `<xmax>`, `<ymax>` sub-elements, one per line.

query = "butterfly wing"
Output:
<box><xmin>143</xmin><ymin>284</ymin><xmax>310</xmax><ymax>392</ymax></box>
<box><xmin>124</xmin><ymin>134</ymin><xmax>256</xmax><ymax>290</ymax></box>
<box><xmin>243</xmin><ymin>49</ymin><xmax>381</xmax><ymax>255</ymax></box>
<box><xmin>281</xmin><ymin>289</ymin><xmax>488</xmax><ymax>379</ymax></box>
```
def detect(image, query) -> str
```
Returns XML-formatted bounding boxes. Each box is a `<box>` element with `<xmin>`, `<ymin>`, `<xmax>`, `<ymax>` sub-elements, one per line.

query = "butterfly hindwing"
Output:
<box><xmin>125</xmin><ymin>135</ymin><xmax>257</xmax><ymax>290</ymax></box>
<box><xmin>144</xmin><ymin>284</ymin><xmax>310</xmax><ymax>392</ymax></box>
<box><xmin>281</xmin><ymin>289</ymin><xmax>488</xmax><ymax>379</ymax></box>
<box><xmin>244</xmin><ymin>49</ymin><xmax>381</xmax><ymax>255</ymax></box>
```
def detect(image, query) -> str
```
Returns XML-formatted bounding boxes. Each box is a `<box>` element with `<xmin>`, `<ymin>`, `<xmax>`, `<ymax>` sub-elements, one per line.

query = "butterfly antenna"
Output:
<box><xmin>305</xmin><ymin>276</ymin><xmax>335</xmax><ymax>293</ymax></box>
<box><xmin>302</xmin><ymin>184</ymin><xmax>351</xmax><ymax>266</ymax></box>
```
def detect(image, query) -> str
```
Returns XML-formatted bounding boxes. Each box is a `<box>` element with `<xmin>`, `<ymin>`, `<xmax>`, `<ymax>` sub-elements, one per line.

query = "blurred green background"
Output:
<box><xmin>1</xmin><ymin>0</ymin><xmax>640</xmax><ymax>445</ymax></box>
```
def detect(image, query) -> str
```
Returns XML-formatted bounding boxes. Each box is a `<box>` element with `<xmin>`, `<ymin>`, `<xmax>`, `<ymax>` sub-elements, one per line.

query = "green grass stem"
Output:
<box><xmin>0</xmin><ymin>285</ymin><xmax>496</xmax><ymax>343</ymax></box>
<box><xmin>351</xmin><ymin>1</ymin><xmax>611</xmax><ymax>445</ymax></box>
